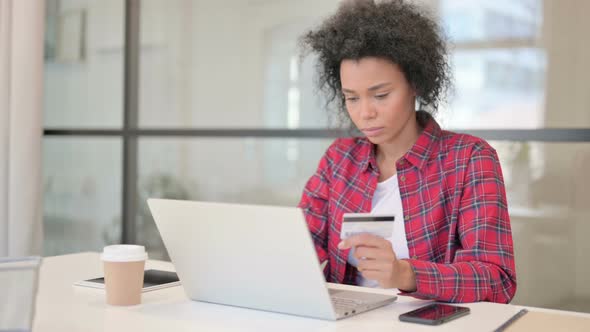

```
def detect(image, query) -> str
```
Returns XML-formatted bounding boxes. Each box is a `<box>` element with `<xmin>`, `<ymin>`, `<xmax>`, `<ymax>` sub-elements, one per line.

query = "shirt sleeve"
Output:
<box><xmin>402</xmin><ymin>145</ymin><xmax>517</xmax><ymax>303</ymax></box>
<box><xmin>298</xmin><ymin>149</ymin><xmax>332</xmax><ymax>278</ymax></box>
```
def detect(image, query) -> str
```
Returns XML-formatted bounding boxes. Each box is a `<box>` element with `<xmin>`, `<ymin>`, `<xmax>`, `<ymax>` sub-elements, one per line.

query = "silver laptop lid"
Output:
<box><xmin>148</xmin><ymin>199</ymin><xmax>337</xmax><ymax>320</ymax></box>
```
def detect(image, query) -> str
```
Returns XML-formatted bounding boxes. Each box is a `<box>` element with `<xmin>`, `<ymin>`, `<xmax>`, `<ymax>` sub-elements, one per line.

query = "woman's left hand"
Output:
<box><xmin>338</xmin><ymin>233</ymin><xmax>417</xmax><ymax>291</ymax></box>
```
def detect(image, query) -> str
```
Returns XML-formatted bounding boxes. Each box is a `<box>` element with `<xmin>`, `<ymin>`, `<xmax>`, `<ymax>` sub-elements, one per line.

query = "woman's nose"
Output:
<box><xmin>359</xmin><ymin>100</ymin><xmax>377</xmax><ymax>120</ymax></box>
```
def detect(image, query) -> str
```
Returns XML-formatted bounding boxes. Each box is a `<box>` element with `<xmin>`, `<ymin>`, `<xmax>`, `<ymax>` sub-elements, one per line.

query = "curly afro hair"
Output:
<box><xmin>301</xmin><ymin>0</ymin><xmax>451</xmax><ymax>121</ymax></box>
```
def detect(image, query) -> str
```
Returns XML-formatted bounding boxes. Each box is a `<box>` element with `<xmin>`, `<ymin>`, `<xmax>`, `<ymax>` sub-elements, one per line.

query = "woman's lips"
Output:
<box><xmin>362</xmin><ymin>127</ymin><xmax>384</xmax><ymax>137</ymax></box>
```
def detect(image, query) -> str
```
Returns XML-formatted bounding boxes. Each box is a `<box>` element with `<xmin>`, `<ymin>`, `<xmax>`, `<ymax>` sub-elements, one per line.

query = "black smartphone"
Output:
<box><xmin>399</xmin><ymin>303</ymin><xmax>470</xmax><ymax>325</ymax></box>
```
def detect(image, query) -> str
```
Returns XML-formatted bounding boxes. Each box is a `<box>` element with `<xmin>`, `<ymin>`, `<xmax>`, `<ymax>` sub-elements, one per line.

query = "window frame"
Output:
<box><xmin>42</xmin><ymin>0</ymin><xmax>590</xmax><ymax>244</ymax></box>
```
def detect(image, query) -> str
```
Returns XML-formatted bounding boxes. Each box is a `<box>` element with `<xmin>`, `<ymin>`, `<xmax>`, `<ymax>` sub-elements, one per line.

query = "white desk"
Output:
<box><xmin>33</xmin><ymin>253</ymin><xmax>590</xmax><ymax>332</ymax></box>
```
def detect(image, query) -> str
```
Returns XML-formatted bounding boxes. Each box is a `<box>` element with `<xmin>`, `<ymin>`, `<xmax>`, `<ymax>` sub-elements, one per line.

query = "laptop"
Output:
<box><xmin>147</xmin><ymin>199</ymin><xmax>397</xmax><ymax>321</ymax></box>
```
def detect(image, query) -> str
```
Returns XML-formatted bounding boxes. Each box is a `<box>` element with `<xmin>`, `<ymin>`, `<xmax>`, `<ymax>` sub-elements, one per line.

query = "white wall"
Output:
<box><xmin>542</xmin><ymin>0</ymin><xmax>590</xmax><ymax>300</ymax></box>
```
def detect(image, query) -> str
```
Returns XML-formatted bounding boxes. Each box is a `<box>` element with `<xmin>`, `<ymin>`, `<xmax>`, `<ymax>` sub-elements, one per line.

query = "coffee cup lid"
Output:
<box><xmin>101</xmin><ymin>245</ymin><xmax>148</xmax><ymax>262</ymax></box>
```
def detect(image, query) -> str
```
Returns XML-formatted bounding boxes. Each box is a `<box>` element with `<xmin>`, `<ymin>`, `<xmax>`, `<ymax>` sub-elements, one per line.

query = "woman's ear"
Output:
<box><xmin>415</xmin><ymin>97</ymin><xmax>422</xmax><ymax>111</ymax></box>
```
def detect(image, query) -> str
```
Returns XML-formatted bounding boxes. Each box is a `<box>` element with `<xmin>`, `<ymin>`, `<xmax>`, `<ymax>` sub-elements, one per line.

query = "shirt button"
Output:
<box><xmin>404</xmin><ymin>215</ymin><xmax>410</xmax><ymax>221</ymax></box>
<box><xmin>412</xmin><ymin>256</ymin><xmax>418</xmax><ymax>260</ymax></box>
<box><xmin>400</xmin><ymin>175</ymin><xmax>406</xmax><ymax>182</ymax></box>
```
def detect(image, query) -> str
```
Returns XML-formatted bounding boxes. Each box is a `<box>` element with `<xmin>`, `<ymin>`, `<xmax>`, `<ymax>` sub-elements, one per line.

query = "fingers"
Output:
<box><xmin>338</xmin><ymin>233</ymin><xmax>391</xmax><ymax>250</ymax></box>
<box><xmin>356</xmin><ymin>259</ymin><xmax>394</xmax><ymax>273</ymax></box>
<box><xmin>357</xmin><ymin>260</ymin><xmax>396</xmax><ymax>288</ymax></box>
<box><xmin>354</xmin><ymin>246</ymin><xmax>394</xmax><ymax>261</ymax></box>
<box><xmin>358</xmin><ymin>270</ymin><xmax>382</xmax><ymax>281</ymax></box>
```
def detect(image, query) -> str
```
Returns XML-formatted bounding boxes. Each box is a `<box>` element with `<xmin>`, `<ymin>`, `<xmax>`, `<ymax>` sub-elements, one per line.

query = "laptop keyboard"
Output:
<box><xmin>331</xmin><ymin>296</ymin><xmax>369</xmax><ymax>310</ymax></box>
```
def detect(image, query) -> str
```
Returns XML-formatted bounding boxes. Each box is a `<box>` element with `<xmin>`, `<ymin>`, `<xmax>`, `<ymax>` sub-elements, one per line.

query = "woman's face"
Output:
<box><xmin>340</xmin><ymin>57</ymin><xmax>417</xmax><ymax>145</ymax></box>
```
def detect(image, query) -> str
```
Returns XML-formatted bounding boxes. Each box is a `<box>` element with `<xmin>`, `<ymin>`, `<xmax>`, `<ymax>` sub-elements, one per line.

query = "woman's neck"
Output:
<box><xmin>376</xmin><ymin>114</ymin><xmax>422</xmax><ymax>169</ymax></box>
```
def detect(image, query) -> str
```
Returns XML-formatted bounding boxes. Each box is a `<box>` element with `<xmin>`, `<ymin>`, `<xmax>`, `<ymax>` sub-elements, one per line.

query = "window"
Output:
<box><xmin>44</xmin><ymin>0</ymin><xmax>590</xmax><ymax>313</ymax></box>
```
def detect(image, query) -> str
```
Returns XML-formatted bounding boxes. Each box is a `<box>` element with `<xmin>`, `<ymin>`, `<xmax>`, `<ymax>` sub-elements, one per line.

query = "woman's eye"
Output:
<box><xmin>345</xmin><ymin>97</ymin><xmax>359</xmax><ymax>102</ymax></box>
<box><xmin>375</xmin><ymin>93</ymin><xmax>389</xmax><ymax>100</ymax></box>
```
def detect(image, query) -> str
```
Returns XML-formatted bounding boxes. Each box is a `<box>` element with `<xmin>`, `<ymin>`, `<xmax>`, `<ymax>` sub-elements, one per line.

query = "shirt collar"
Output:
<box><xmin>360</xmin><ymin>111</ymin><xmax>442</xmax><ymax>172</ymax></box>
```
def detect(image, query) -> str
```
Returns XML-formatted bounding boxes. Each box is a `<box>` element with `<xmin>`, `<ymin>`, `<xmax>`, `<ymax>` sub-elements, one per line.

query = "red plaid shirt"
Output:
<box><xmin>298</xmin><ymin>111</ymin><xmax>517</xmax><ymax>303</ymax></box>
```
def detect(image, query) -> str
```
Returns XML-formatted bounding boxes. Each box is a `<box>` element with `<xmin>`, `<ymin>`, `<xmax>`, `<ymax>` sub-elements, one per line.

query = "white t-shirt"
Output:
<box><xmin>346</xmin><ymin>174</ymin><xmax>410</xmax><ymax>287</ymax></box>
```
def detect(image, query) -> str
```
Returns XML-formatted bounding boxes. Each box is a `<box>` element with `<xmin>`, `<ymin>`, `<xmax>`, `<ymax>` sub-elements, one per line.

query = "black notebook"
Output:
<box><xmin>74</xmin><ymin>269</ymin><xmax>181</xmax><ymax>292</ymax></box>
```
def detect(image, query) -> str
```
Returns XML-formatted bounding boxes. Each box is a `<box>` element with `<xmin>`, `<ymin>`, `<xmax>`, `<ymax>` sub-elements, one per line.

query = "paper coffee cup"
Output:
<box><xmin>101</xmin><ymin>245</ymin><xmax>148</xmax><ymax>306</ymax></box>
